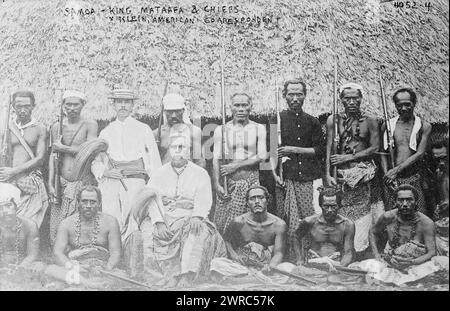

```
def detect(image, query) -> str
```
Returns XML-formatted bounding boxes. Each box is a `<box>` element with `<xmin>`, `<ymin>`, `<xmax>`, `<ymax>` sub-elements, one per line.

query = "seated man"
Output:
<box><xmin>430</xmin><ymin>135</ymin><xmax>449</xmax><ymax>256</ymax></box>
<box><xmin>52</xmin><ymin>185</ymin><xmax>122</xmax><ymax>278</ymax></box>
<box><xmin>0</xmin><ymin>182</ymin><xmax>40</xmax><ymax>267</ymax></box>
<box><xmin>131</xmin><ymin>133</ymin><xmax>226</xmax><ymax>287</ymax></box>
<box><xmin>210</xmin><ymin>185</ymin><xmax>290</xmax><ymax>280</ymax></box>
<box><xmin>296</xmin><ymin>187</ymin><xmax>355</xmax><ymax>267</ymax></box>
<box><xmin>357</xmin><ymin>184</ymin><xmax>448</xmax><ymax>285</ymax></box>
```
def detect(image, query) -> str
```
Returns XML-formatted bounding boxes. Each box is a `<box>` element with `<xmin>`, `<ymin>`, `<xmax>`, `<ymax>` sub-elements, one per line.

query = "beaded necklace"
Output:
<box><xmin>0</xmin><ymin>218</ymin><xmax>22</xmax><ymax>264</ymax></box>
<box><xmin>74</xmin><ymin>212</ymin><xmax>100</xmax><ymax>248</ymax></box>
<box><xmin>391</xmin><ymin>216</ymin><xmax>418</xmax><ymax>249</ymax></box>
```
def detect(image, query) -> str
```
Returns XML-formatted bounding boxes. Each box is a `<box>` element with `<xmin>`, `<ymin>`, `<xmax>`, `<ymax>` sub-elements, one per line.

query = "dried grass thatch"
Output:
<box><xmin>0</xmin><ymin>0</ymin><xmax>448</xmax><ymax>125</ymax></box>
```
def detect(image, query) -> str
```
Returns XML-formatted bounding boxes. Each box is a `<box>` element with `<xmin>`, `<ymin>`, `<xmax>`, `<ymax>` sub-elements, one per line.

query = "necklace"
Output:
<box><xmin>391</xmin><ymin>216</ymin><xmax>418</xmax><ymax>249</ymax></box>
<box><xmin>0</xmin><ymin>218</ymin><xmax>22</xmax><ymax>264</ymax></box>
<box><xmin>74</xmin><ymin>213</ymin><xmax>100</xmax><ymax>248</ymax></box>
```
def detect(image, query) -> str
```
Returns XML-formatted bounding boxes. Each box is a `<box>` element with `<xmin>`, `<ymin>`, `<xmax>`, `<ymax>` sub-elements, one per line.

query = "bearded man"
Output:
<box><xmin>132</xmin><ymin>133</ymin><xmax>226</xmax><ymax>287</ymax></box>
<box><xmin>272</xmin><ymin>79</ymin><xmax>325</xmax><ymax>263</ymax></box>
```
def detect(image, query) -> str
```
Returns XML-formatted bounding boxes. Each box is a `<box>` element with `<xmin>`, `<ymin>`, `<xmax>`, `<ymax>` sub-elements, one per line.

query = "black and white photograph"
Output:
<box><xmin>0</xmin><ymin>0</ymin><xmax>448</xmax><ymax>296</ymax></box>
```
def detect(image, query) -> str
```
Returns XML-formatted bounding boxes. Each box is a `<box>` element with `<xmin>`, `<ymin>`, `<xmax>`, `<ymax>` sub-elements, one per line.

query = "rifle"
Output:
<box><xmin>156</xmin><ymin>81</ymin><xmax>169</xmax><ymax>146</ymax></box>
<box><xmin>378</xmin><ymin>71</ymin><xmax>395</xmax><ymax>169</ymax></box>
<box><xmin>0</xmin><ymin>94</ymin><xmax>13</xmax><ymax>167</ymax></box>
<box><xmin>53</xmin><ymin>95</ymin><xmax>65</xmax><ymax>205</ymax></box>
<box><xmin>219</xmin><ymin>50</ymin><xmax>228</xmax><ymax>196</ymax></box>
<box><xmin>331</xmin><ymin>59</ymin><xmax>339</xmax><ymax>180</ymax></box>
<box><xmin>275</xmin><ymin>81</ymin><xmax>283</xmax><ymax>184</ymax></box>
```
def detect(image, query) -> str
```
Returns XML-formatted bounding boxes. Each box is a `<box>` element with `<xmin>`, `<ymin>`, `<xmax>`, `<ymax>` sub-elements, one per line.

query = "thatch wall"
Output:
<box><xmin>0</xmin><ymin>0</ymin><xmax>448</xmax><ymax>125</ymax></box>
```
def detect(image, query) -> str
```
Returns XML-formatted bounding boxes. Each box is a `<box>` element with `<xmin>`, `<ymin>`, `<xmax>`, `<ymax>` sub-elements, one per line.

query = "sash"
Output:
<box><xmin>9</xmin><ymin>122</ymin><xmax>35</xmax><ymax>159</ymax></box>
<box><xmin>383</xmin><ymin>116</ymin><xmax>422</xmax><ymax>151</ymax></box>
<box><xmin>66</xmin><ymin>121</ymin><xmax>85</xmax><ymax>146</ymax></box>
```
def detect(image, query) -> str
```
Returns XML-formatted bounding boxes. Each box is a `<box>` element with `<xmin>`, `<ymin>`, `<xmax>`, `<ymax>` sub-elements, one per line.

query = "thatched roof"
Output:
<box><xmin>0</xmin><ymin>0</ymin><xmax>448</xmax><ymax>125</ymax></box>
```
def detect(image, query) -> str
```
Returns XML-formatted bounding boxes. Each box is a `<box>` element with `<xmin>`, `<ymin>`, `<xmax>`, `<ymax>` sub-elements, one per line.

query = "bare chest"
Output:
<box><xmin>240</xmin><ymin>224</ymin><xmax>275</xmax><ymax>246</ymax></box>
<box><xmin>11</xmin><ymin>127</ymin><xmax>39</xmax><ymax>149</ymax></box>
<box><xmin>393</xmin><ymin>123</ymin><xmax>414</xmax><ymax>146</ymax></box>
<box><xmin>61</xmin><ymin>123</ymin><xmax>87</xmax><ymax>146</ymax></box>
<box><xmin>310</xmin><ymin>223</ymin><xmax>345</xmax><ymax>243</ymax></box>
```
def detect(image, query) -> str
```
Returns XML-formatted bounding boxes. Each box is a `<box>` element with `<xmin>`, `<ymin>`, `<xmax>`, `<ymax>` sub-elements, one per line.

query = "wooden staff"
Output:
<box><xmin>219</xmin><ymin>50</ymin><xmax>228</xmax><ymax>196</ymax></box>
<box><xmin>275</xmin><ymin>80</ymin><xmax>283</xmax><ymax>184</ymax></box>
<box><xmin>331</xmin><ymin>58</ymin><xmax>339</xmax><ymax>181</ymax></box>
<box><xmin>0</xmin><ymin>93</ymin><xmax>13</xmax><ymax>167</ymax></box>
<box><xmin>379</xmin><ymin>70</ymin><xmax>395</xmax><ymax>169</ymax></box>
<box><xmin>156</xmin><ymin>81</ymin><xmax>169</xmax><ymax>146</ymax></box>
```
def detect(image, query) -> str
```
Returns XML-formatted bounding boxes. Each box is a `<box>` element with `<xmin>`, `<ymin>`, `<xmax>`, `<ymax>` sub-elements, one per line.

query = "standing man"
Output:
<box><xmin>381</xmin><ymin>88</ymin><xmax>432</xmax><ymax>213</ymax></box>
<box><xmin>91</xmin><ymin>88</ymin><xmax>161</xmax><ymax>241</ymax></box>
<box><xmin>273</xmin><ymin>79</ymin><xmax>325</xmax><ymax>263</ymax></box>
<box><xmin>325</xmin><ymin>83</ymin><xmax>384</xmax><ymax>253</ymax></box>
<box><xmin>0</xmin><ymin>90</ymin><xmax>49</xmax><ymax>228</ymax></box>
<box><xmin>48</xmin><ymin>90</ymin><xmax>98</xmax><ymax>245</ymax></box>
<box><xmin>153</xmin><ymin>93</ymin><xmax>205</xmax><ymax>168</ymax></box>
<box><xmin>213</xmin><ymin>93</ymin><xmax>268</xmax><ymax>236</ymax></box>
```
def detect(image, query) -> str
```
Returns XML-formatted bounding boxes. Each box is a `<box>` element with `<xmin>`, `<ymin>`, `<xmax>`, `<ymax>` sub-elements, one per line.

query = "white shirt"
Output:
<box><xmin>147</xmin><ymin>161</ymin><xmax>212</xmax><ymax>224</ymax></box>
<box><xmin>91</xmin><ymin>116</ymin><xmax>162</xmax><ymax>179</ymax></box>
